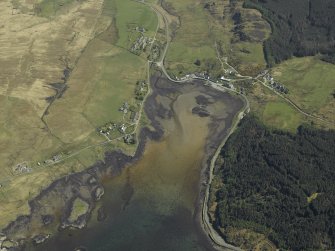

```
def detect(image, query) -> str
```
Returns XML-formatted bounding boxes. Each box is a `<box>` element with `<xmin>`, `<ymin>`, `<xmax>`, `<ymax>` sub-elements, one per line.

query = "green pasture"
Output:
<box><xmin>34</xmin><ymin>0</ymin><xmax>75</xmax><ymax>17</ymax></box>
<box><xmin>262</xmin><ymin>101</ymin><xmax>303</xmax><ymax>132</ymax></box>
<box><xmin>273</xmin><ymin>57</ymin><xmax>335</xmax><ymax>114</ymax></box>
<box><xmin>114</xmin><ymin>0</ymin><xmax>158</xmax><ymax>48</ymax></box>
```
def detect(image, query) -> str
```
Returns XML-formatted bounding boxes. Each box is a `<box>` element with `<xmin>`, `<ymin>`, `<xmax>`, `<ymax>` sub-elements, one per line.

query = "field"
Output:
<box><xmin>272</xmin><ymin>57</ymin><xmax>335</xmax><ymax>123</ymax></box>
<box><xmin>262</xmin><ymin>101</ymin><xmax>304</xmax><ymax>132</ymax></box>
<box><xmin>34</xmin><ymin>0</ymin><xmax>77</xmax><ymax>17</ymax></box>
<box><xmin>162</xmin><ymin>0</ymin><xmax>333</xmax><ymax>132</ymax></box>
<box><xmin>45</xmin><ymin>40</ymin><xmax>146</xmax><ymax>144</ymax></box>
<box><xmin>113</xmin><ymin>0</ymin><xmax>157</xmax><ymax>50</ymax></box>
<box><xmin>0</xmin><ymin>0</ymin><xmax>157</xmax><ymax>229</ymax></box>
<box><xmin>68</xmin><ymin>198</ymin><xmax>89</xmax><ymax>222</ymax></box>
<box><xmin>232</xmin><ymin>42</ymin><xmax>267</xmax><ymax>74</ymax></box>
<box><xmin>0</xmin><ymin>0</ymin><xmax>106</xmax><ymax>228</ymax></box>
<box><xmin>1</xmin><ymin>0</ymin><xmax>334</xmax><ymax>245</ymax></box>
<box><xmin>164</xmin><ymin>0</ymin><xmax>217</xmax><ymax>77</ymax></box>
<box><xmin>164</xmin><ymin>0</ymin><xmax>270</xmax><ymax>77</ymax></box>
<box><xmin>244</xmin><ymin>0</ymin><xmax>335</xmax><ymax>65</ymax></box>
<box><xmin>246</xmin><ymin>83</ymin><xmax>308</xmax><ymax>132</ymax></box>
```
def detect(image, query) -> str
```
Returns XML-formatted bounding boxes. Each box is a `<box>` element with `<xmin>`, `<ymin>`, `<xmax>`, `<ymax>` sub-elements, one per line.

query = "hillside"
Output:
<box><xmin>245</xmin><ymin>0</ymin><xmax>335</xmax><ymax>66</ymax></box>
<box><xmin>211</xmin><ymin>115</ymin><xmax>335</xmax><ymax>250</ymax></box>
<box><xmin>0</xmin><ymin>0</ymin><xmax>156</xmax><ymax>232</ymax></box>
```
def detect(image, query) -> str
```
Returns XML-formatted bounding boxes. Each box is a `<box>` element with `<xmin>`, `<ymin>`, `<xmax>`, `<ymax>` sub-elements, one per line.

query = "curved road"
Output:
<box><xmin>137</xmin><ymin>1</ymin><xmax>248</xmax><ymax>250</ymax></box>
<box><xmin>138</xmin><ymin>1</ymin><xmax>333</xmax><ymax>250</ymax></box>
<box><xmin>148</xmin><ymin>0</ymin><xmax>333</xmax><ymax>127</ymax></box>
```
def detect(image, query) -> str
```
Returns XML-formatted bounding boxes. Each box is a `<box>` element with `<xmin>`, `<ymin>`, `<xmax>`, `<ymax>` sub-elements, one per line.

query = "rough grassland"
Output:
<box><xmin>0</xmin><ymin>0</ymin><xmax>104</xmax><ymax>200</ymax></box>
<box><xmin>114</xmin><ymin>0</ymin><xmax>158</xmax><ymax>49</ymax></box>
<box><xmin>164</xmin><ymin>0</ymin><xmax>270</xmax><ymax>77</ymax></box>
<box><xmin>272</xmin><ymin>57</ymin><xmax>335</xmax><ymax>122</ymax></box>
<box><xmin>68</xmin><ymin>198</ymin><xmax>89</xmax><ymax>222</ymax></box>
<box><xmin>247</xmin><ymin>84</ymin><xmax>307</xmax><ymax>132</ymax></box>
<box><xmin>165</xmin><ymin>0</ymin><xmax>217</xmax><ymax>76</ymax></box>
<box><xmin>34</xmin><ymin>0</ymin><xmax>76</xmax><ymax>17</ymax></box>
<box><xmin>262</xmin><ymin>101</ymin><xmax>303</xmax><ymax>132</ymax></box>
<box><xmin>0</xmin><ymin>0</ymin><xmax>156</xmax><ymax>229</ymax></box>
<box><xmin>233</xmin><ymin>42</ymin><xmax>265</xmax><ymax>65</ymax></box>
<box><xmin>45</xmin><ymin>40</ymin><xmax>147</xmax><ymax>143</ymax></box>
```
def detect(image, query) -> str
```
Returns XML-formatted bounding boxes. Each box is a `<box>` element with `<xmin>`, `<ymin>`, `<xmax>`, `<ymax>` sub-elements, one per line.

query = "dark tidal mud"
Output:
<box><xmin>1</xmin><ymin>72</ymin><xmax>244</xmax><ymax>251</ymax></box>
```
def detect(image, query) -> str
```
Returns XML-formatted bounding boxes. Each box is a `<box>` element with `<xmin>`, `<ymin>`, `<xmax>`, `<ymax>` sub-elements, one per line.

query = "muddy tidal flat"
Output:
<box><xmin>3</xmin><ymin>73</ymin><xmax>244</xmax><ymax>251</ymax></box>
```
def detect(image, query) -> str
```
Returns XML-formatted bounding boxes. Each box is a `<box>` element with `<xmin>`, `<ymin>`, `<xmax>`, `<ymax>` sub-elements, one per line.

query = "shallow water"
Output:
<box><xmin>31</xmin><ymin>80</ymin><xmax>242</xmax><ymax>251</ymax></box>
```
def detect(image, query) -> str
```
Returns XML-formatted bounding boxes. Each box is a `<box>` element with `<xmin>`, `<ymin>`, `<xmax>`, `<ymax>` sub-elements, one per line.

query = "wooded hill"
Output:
<box><xmin>244</xmin><ymin>0</ymin><xmax>335</xmax><ymax>66</ymax></box>
<box><xmin>214</xmin><ymin>115</ymin><xmax>335</xmax><ymax>250</ymax></box>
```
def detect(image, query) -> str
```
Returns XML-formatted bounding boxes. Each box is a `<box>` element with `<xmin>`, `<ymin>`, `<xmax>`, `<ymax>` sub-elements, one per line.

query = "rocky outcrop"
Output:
<box><xmin>93</xmin><ymin>186</ymin><xmax>104</xmax><ymax>201</ymax></box>
<box><xmin>0</xmin><ymin>234</ymin><xmax>18</xmax><ymax>251</ymax></box>
<box><xmin>32</xmin><ymin>234</ymin><xmax>50</xmax><ymax>245</ymax></box>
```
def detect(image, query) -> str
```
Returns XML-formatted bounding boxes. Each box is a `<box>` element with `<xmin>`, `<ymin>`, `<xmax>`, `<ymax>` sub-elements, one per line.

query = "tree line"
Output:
<box><xmin>244</xmin><ymin>0</ymin><xmax>335</xmax><ymax>66</ymax></box>
<box><xmin>213</xmin><ymin>115</ymin><xmax>335</xmax><ymax>250</ymax></box>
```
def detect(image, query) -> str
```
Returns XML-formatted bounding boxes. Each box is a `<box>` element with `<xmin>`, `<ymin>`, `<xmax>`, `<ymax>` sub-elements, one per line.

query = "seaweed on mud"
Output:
<box><xmin>192</xmin><ymin>107</ymin><xmax>211</xmax><ymax>117</ymax></box>
<box><xmin>2</xmin><ymin>71</ymin><xmax>245</xmax><ymax>250</ymax></box>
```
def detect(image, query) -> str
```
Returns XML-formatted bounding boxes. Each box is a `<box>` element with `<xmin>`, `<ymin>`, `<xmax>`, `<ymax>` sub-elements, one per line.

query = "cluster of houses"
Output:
<box><xmin>176</xmin><ymin>71</ymin><xmax>209</xmax><ymax>81</ymax></box>
<box><xmin>14</xmin><ymin>152</ymin><xmax>66</xmax><ymax>175</ymax></box>
<box><xmin>98</xmin><ymin>122</ymin><xmax>126</xmax><ymax>136</ymax></box>
<box><xmin>98</xmin><ymin>121</ymin><xmax>138</xmax><ymax>144</ymax></box>
<box><xmin>222</xmin><ymin>80</ymin><xmax>236</xmax><ymax>90</ymax></box>
<box><xmin>123</xmin><ymin>134</ymin><xmax>136</xmax><ymax>145</ymax></box>
<box><xmin>135</xmin><ymin>80</ymin><xmax>148</xmax><ymax>100</ymax></box>
<box><xmin>119</xmin><ymin>124</ymin><xmax>127</xmax><ymax>134</ymax></box>
<box><xmin>97</xmin><ymin>78</ymin><xmax>147</xmax><ymax>144</ymax></box>
<box><xmin>13</xmin><ymin>163</ymin><xmax>32</xmax><ymax>174</ymax></box>
<box><xmin>43</xmin><ymin>154</ymin><xmax>62</xmax><ymax>165</ymax></box>
<box><xmin>264</xmin><ymin>74</ymin><xmax>289</xmax><ymax>94</ymax></box>
<box><xmin>149</xmin><ymin>43</ymin><xmax>161</xmax><ymax>61</ymax></box>
<box><xmin>130</xmin><ymin>26</ymin><xmax>153</xmax><ymax>54</ymax></box>
<box><xmin>131</xmin><ymin>35</ymin><xmax>153</xmax><ymax>54</ymax></box>
<box><xmin>176</xmin><ymin>72</ymin><xmax>209</xmax><ymax>81</ymax></box>
<box><xmin>119</xmin><ymin>102</ymin><xmax>129</xmax><ymax>114</ymax></box>
<box><xmin>130</xmin><ymin>111</ymin><xmax>139</xmax><ymax>123</ymax></box>
<box><xmin>98</xmin><ymin>90</ymin><xmax>143</xmax><ymax>143</ymax></box>
<box><xmin>98</xmin><ymin>121</ymin><xmax>138</xmax><ymax>145</ymax></box>
<box><xmin>175</xmin><ymin>71</ymin><xmax>239</xmax><ymax>91</ymax></box>
<box><xmin>119</xmin><ymin>101</ymin><xmax>140</xmax><ymax>123</ymax></box>
<box><xmin>135</xmin><ymin>26</ymin><xmax>146</xmax><ymax>33</ymax></box>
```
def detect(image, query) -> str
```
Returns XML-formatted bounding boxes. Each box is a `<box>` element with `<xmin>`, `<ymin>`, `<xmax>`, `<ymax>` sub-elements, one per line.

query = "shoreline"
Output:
<box><xmin>0</xmin><ymin>73</ymin><xmax>166</xmax><ymax>250</ymax></box>
<box><xmin>197</xmin><ymin>93</ymin><xmax>249</xmax><ymax>251</ymax></box>
<box><xmin>1</xmin><ymin>72</ymin><xmax>245</xmax><ymax>251</ymax></box>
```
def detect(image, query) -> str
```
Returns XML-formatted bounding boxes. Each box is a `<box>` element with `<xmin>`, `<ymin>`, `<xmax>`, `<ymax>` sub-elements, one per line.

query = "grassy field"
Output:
<box><xmin>164</xmin><ymin>0</ymin><xmax>270</xmax><ymax>77</ymax></box>
<box><xmin>228</xmin><ymin>6</ymin><xmax>271</xmax><ymax>75</ymax></box>
<box><xmin>2</xmin><ymin>0</ymin><xmax>333</xmax><ymax>240</ymax></box>
<box><xmin>246</xmin><ymin>56</ymin><xmax>335</xmax><ymax>132</ymax></box>
<box><xmin>247</xmin><ymin>83</ymin><xmax>307</xmax><ymax>132</ymax></box>
<box><xmin>68</xmin><ymin>198</ymin><xmax>89</xmax><ymax>222</ymax></box>
<box><xmin>233</xmin><ymin>42</ymin><xmax>265</xmax><ymax>65</ymax></box>
<box><xmin>0</xmin><ymin>0</ymin><xmax>156</xmax><ymax>230</ymax></box>
<box><xmin>164</xmin><ymin>0</ymin><xmax>217</xmax><ymax>77</ymax></box>
<box><xmin>262</xmin><ymin>101</ymin><xmax>304</xmax><ymax>132</ymax></box>
<box><xmin>0</xmin><ymin>0</ymin><xmax>104</xmax><ymax>186</ymax></box>
<box><xmin>45</xmin><ymin>40</ymin><xmax>147</xmax><ymax>143</ymax></box>
<box><xmin>34</xmin><ymin>0</ymin><xmax>76</xmax><ymax>17</ymax></box>
<box><xmin>114</xmin><ymin>0</ymin><xmax>157</xmax><ymax>49</ymax></box>
<box><xmin>0</xmin><ymin>157</ymin><xmax>86</xmax><ymax>227</ymax></box>
<box><xmin>232</xmin><ymin>42</ymin><xmax>267</xmax><ymax>75</ymax></box>
<box><xmin>272</xmin><ymin>57</ymin><xmax>335</xmax><ymax>123</ymax></box>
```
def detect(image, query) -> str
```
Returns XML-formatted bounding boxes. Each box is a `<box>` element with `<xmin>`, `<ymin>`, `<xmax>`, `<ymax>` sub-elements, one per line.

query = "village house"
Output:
<box><xmin>119</xmin><ymin>124</ymin><xmax>126</xmax><ymax>133</ymax></box>
<box><xmin>130</xmin><ymin>111</ymin><xmax>139</xmax><ymax>122</ymax></box>
<box><xmin>124</xmin><ymin>134</ymin><xmax>136</xmax><ymax>145</ymax></box>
